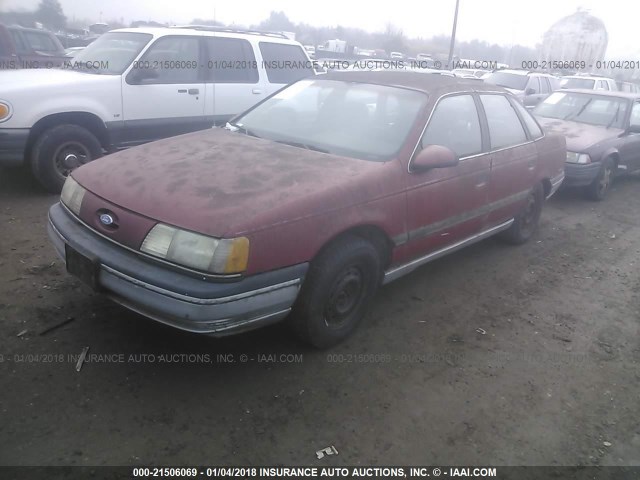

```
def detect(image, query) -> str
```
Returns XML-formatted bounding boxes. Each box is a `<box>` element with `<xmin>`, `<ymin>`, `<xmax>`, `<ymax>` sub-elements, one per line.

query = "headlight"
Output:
<box><xmin>0</xmin><ymin>101</ymin><xmax>12</xmax><ymax>122</ymax></box>
<box><xmin>60</xmin><ymin>176</ymin><xmax>86</xmax><ymax>215</ymax></box>
<box><xmin>566</xmin><ymin>152</ymin><xmax>591</xmax><ymax>164</ymax></box>
<box><xmin>140</xmin><ymin>223</ymin><xmax>249</xmax><ymax>274</ymax></box>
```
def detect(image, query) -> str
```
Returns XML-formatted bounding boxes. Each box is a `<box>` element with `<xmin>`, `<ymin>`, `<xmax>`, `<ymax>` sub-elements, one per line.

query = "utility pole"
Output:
<box><xmin>447</xmin><ymin>0</ymin><xmax>460</xmax><ymax>67</ymax></box>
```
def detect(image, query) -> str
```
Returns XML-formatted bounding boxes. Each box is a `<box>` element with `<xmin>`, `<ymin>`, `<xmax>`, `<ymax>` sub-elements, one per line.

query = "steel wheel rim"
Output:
<box><xmin>520</xmin><ymin>191</ymin><xmax>538</xmax><ymax>237</ymax></box>
<box><xmin>598</xmin><ymin>165</ymin><xmax>612</xmax><ymax>197</ymax></box>
<box><xmin>53</xmin><ymin>142</ymin><xmax>91</xmax><ymax>178</ymax></box>
<box><xmin>324</xmin><ymin>266</ymin><xmax>365</xmax><ymax>328</ymax></box>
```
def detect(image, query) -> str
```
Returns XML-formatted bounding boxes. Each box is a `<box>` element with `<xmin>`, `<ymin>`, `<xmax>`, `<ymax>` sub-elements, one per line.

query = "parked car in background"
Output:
<box><xmin>0</xmin><ymin>25</ymin><xmax>315</xmax><ymax>192</ymax></box>
<box><xmin>534</xmin><ymin>89</ymin><xmax>640</xmax><ymax>200</ymax></box>
<box><xmin>560</xmin><ymin>75</ymin><xmax>618</xmax><ymax>91</ymax></box>
<box><xmin>484</xmin><ymin>69</ymin><xmax>560</xmax><ymax>108</ymax></box>
<box><xmin>304</xmin><ymin>45</ymin><xmax>316</xmax><ymax>59</ymax></box>
<box><xmin>47</xmin><ymin>72</ymin><xmax>565</xmax><ymax>347</ymax></box>
<box><xmin>617</xmin><ymin>81</ymin><xmax>640</xmax><ymax>94</ymax></box>
<box><xmin>0</xmin><ymin>24</ymin><xmax>68</xmax><ymax>69</ymax></box>
<box><xmin>390</xmin><ymin>51</ymin><xmax>404</xmax><ymax>59</ymax></box>
<box><xmin>452</xmin><ymin>68</ymin><xmax>490</xmax><ymax>79</ymax></box>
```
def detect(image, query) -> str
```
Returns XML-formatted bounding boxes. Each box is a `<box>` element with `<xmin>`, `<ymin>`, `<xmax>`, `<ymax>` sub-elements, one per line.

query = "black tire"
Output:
<box><xmin>289</xmin><ymin>235</ymin><xmax>382</xmax><ymax>348</ymax></box>
<box><xmin>499</xmin><ymin>182</ymin><xmax>544</xmax><ymax>245</ymax></box>
<box><xmin>31</xmin><ymin>124</ymin><xmax>103</xmax><ymax>193</ymax></box>
<box><xmin>585</xmin><ymin>158</ymin><xmax>614</xmax><ymax>201</ymax></box>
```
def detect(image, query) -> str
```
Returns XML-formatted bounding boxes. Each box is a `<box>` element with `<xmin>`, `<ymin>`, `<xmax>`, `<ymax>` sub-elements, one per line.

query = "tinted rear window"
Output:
<box><xmin>259</xmin><ymin>42</ymin><xmax>314</xmax><ymax>84</ymax></box>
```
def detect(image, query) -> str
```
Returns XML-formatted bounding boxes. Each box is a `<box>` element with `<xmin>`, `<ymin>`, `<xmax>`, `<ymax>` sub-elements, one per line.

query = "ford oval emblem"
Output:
<box><xmin>99</xmin><ymin>213</ymin><xmax>114</xmax><ymax>226</ymax></box>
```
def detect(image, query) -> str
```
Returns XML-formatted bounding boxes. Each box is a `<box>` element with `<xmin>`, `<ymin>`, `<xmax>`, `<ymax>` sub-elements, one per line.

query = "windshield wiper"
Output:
<box><xmin>564</xmin><ymin>99</ymin><xmax>592</xmax><ymax>121</ymax></box>
<box><xmin>274</xmin><ymin>140</ymin><xmax>329</xmax><ymax>153</ymax></box>
<box><xmin>227</xmin><ymin>123</ymin><xmax>260</xmax><ymax>138</ymax></box>
<box><xmin>605</xmin><ymin>104</ymin><xmax>622</xmax><ymax>129</ymax></box>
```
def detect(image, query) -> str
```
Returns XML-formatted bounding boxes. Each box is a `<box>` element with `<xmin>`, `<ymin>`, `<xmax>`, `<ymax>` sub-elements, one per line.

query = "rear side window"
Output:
<box><xmin>259</xmin><ymin>42</ymin><xmax>314</xmax><ymax>84</ymax></box>
<box><xmin>205</xmin><ymin>37</ymin><xmax>258</xmax><ymax>84</ymax></box>
<box><xmin>480</xmin><ymin>94</ymin><xmax>528</xmax><ymax>149</ymax></box>
<box><xmin>510</xmin><ymin>98</ymin><xmax>543</xmax><ymax>139</ymax></box>
<box><xmin>540</xmin><ymin>77</ymin><xmax>551</xmax><ymax>94</ymax></box>
<box><xmin>421</xmin><ymin>94</ymin><xmax>482</xmax><ymax>158</ymax></box>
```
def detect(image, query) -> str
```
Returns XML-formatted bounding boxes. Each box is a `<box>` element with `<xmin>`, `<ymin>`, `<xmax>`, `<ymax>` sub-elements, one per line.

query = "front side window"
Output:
<box><xmin>527</xmin><ymin>76</ymin><xmax>540</xmax><ymax>94</ymax></box>
<box><xmin>540</xmin><ymin>77</ymin><xmax>551</xmax><ymax>94</ymax></box>
<box><xmin>134</xmin><ymin>36</ymin><xmax>200</xmax><ymax>84</ymax></box>
<box><xmin>421</xmin><ymin>94</ymin><xmax>482</xmax><ymax>158</ymax></box>
<box><xmin>205</xmin><ymin>37</ymin><xmax>258</xmax><ymax>83</ymax></box>
<box><xmin>259</xmin><ymin>42</ymin><xmax>314</xmax><ymax>84</ymax></box>
<box><xmin>480</xmin><ymin>94</ymin><xmax>527</xmax><ymax>149</ymax></box>
<box><xmin>534</xmin><ymin>92</ymin><xmax>629</xmax><ymax>129</ymax></box>
<box><xmin>232</xmin><ymin>79</ymin><xmax>427</xmax><ymax>161</ymax></box>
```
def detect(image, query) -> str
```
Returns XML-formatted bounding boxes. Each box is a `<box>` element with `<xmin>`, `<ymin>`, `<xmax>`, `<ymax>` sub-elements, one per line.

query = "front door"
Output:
<box><xmin>404</xmin><ymin>94</ymin><xmax>491</xmax><ymax>260</ymax></box>
<box><xmin>121</xmin><ymin>35</ymin><xmax>206</xmax><ymax>146</ymax></box>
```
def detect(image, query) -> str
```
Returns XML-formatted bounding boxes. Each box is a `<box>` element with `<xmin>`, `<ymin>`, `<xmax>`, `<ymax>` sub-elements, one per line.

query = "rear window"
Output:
<box><xmin>561</xmin><ymin>78</ymin><xmax>595</xmax><ymax>89</ymax></box>
<box><xmin>259</xmin><ymin>42</ymin><xmax>314</xmax><ymax>84</ymax></box>
<box><xmin>484</xmin><ymin>72</ymin><xmax>528</xmax><ymax>91</ymax></box>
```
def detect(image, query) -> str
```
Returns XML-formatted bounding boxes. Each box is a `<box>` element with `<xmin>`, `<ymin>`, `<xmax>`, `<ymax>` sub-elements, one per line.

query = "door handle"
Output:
<box><xmin>252</xmin><ymin>89</ymin><xmax>262</xmax><ymax>94</ymax></box>
<box><xmin>188</xmin><ymin>88</ymin><xmax>199</xmax><ymax>95</ymax></box>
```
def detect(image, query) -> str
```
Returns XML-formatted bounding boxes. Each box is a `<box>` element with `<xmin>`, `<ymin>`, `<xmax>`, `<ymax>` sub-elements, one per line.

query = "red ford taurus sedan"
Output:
<box><xmin>47</xmin><ymin>71</ymin><xmax>566</xmax><ymax>347</ymax></box>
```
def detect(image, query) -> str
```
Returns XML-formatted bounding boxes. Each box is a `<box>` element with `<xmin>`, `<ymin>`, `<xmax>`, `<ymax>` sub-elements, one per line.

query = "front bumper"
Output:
<box><xmin>0</xmin><ymin>128</ymin><xmax>29</xmax><ymax>166</ymax></box>
<box><xmin>47</xmin><ymin>203</ymin><xmax>308</xmax><ymax>335</ymax></box>
<box><xmin>563</xmin><ymin>161</ymin><xmax>601</xmax><ymax>187</ymax></box>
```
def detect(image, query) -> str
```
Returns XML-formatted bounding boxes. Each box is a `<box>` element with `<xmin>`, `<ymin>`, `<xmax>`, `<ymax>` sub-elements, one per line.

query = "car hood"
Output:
<box><xmin>0</xmin><ymin>68</ymin><xmax>113</xmax><ymax>94</ymax></box>
<box><xmin>536</xmin><ymin>116</ymin><xmax>623</xmax><ymax>152</ymax></box>
<box><xmin>72</xmin><ymin>128</ymin><xmax>391</xmax><ymax>237</ymax></box>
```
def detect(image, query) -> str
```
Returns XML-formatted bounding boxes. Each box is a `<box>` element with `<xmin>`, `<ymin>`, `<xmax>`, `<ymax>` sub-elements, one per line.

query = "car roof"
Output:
<box><xmin>556</xmin><ymin>88</ymin><xmax>640</xmax><ymax>100</ymax></box>
<box><xmin>111</xmin><ymin>26</ymin><xmax>298</xmax><ymax>43</ymax></box>
<box><xmin>323</xmin><ymin>70</ymin><xmax>508</xmax><ymax>95</ymax></box>
<box><xmin>563</xmin><ymin>75</ymin><xmax>614</xmax><ymax>81</ymax></box>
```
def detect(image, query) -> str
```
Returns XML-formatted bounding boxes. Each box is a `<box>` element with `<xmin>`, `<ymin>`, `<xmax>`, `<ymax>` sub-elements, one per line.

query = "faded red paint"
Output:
<box><xmin>70</xmin><ymin>74</ymin><xmax>566</xmax><ymax>277</ymax></box>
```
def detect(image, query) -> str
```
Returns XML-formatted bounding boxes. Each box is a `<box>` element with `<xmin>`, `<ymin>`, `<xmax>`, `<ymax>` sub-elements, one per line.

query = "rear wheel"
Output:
<box><xmin>31</xmin><ymin>124</ymin><xmax>103</xmax><ymax>193</ymax></box>
<box><xmin>289</xmin><ymin>235</ymin><xmax>382</xmax><ymax>348</ymax></box>
<box><xmin>499</xmin><ymin>182</ymin><xmax>544</xmax><ymax>245</ymax></box>
<box><xmin>585</xmin><ymin>158</ymin><xmax>614</xmax><ymax>201</ymax></box>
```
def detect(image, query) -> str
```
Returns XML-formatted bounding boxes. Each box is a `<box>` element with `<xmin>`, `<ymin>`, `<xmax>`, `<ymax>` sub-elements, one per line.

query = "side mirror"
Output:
<box><xmin>411</xmin><ymin>145</ymin><xmax>459</xmax><ymax>172</ymax></box>
<box><xmin>525</xmin><ymin>88</ymin><xmax>535</xmax><ymax>95</ymax></box>
<box><xmin>628</xmin><ymin>123</ymin><xmax>640</xmax><ymax>134</ymax></box>
<box><xmin>128</xmin><ymin>66</ymin><xmax>158</xmax><ymax>84</ymax></box>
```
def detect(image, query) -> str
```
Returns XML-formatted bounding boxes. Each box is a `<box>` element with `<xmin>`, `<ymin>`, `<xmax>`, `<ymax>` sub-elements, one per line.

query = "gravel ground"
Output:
<box><xmin>1</xmin><ymin>166</ymin><xmax>639</xmax><ymax>467</ymax></box>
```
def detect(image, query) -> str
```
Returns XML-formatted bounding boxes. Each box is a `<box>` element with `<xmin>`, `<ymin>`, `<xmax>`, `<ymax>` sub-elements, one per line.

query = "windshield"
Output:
<box><xmin>561</xmin><ymin>78</ymin><xmax>596</xmax><ymax>89</ymax></box>
<box><xmin>230</xmin><ymin>79</ymin><xmax>427</xmax><ymax>161</ymax></box>
<box><xmin>65</xmin><ymin>32</ymin><xmax>152</xmax><ymax>75</ymax></box>
<box><xmin>534</xmin><ymin>91</ymin><xmax>629</xmax><ymax>129</ymax></box>
<box><xmin>484</xmin><ymin>72</ymin><xmax>528</xmax><ymax>90</ymax></box>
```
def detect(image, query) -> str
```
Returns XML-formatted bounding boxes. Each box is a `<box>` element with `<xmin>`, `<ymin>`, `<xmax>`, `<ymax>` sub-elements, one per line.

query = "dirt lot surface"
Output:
<box><xmin>1</xmin><ymin>166</ymin><xmax>639</xmax><ymax>468</ymax></box>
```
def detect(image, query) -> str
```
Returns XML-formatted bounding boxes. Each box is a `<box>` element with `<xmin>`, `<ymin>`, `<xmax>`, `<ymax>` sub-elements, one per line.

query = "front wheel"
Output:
<box><xmin>499</xmin><ymin>182</ymin><xmax>544</xmax><ymax>245</ymax></box>
<box><xmin>585</xmin><ymin>158</ymin><xmax>614</xmax><ymax>201</ymax></box>
<box><xmin>289</xmin><ymin>235</ymin><xmax>382</xmax><ymax>348</ymax></box>
<box><xmin>31</xmin><ymin>124</ymin><xmax>103</xmax><ymax>193</ymax></box>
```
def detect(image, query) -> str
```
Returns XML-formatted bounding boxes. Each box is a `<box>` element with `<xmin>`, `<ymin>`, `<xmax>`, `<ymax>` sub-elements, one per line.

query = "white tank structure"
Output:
<box><xmin>539</xmin><ymin>9</ymin><xmax>608</xmax><ymax>69</ymax></box>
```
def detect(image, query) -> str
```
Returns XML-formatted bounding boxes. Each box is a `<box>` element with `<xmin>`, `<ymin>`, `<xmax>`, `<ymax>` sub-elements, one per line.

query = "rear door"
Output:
<box><xmin>480</xmin><ymin>93</ymin><xmax>539</xmax><ymax>226</ymax></box>
<box><xmin>203</xmin><ymin>36</ymin><xmax>265</xmax><ymax>124</ymax></box>
<box><xmin>403</xmin><ymin>93</ymin><xmax>491</xmax><ymax>260</ymax></box>
<box><xmin>619</xmin><ymin>101</ymin><xmax>640</xmax><ymax>171</ymax></box>
<box><xmin>120</xmin><ymin>35</ymin><xmax>206</xmax><ymax>146</ymax></box>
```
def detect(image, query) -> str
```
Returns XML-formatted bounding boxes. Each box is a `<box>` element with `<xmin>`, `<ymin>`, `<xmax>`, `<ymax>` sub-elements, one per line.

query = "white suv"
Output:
<box><xmin>0</xmin><ymin>26</ymin><xmax>315</xmax><ymax>192</ymax></box>
<box><xmin>560</xmin><ymin>75</ymin><xmax>618</xmax><ymax>92</ymax></box>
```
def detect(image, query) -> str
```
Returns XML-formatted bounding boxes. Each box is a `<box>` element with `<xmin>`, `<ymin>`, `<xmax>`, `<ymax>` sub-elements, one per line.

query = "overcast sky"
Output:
<box><xmin>1</xmin><ymin>0</ymin><xmax>638</xmax><ymax>57</ymax></box>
